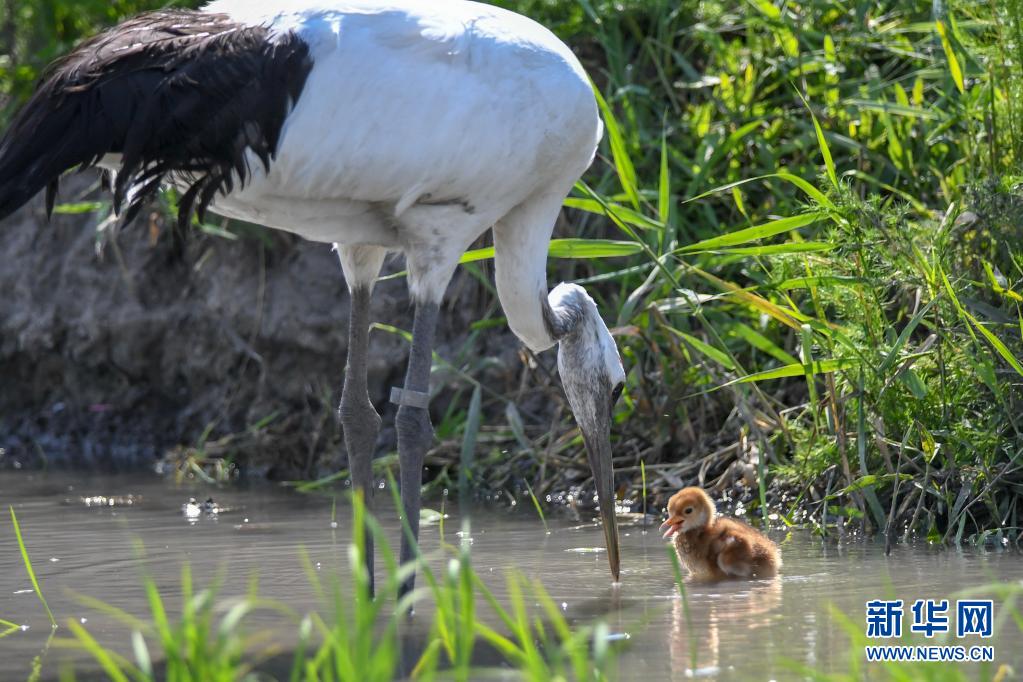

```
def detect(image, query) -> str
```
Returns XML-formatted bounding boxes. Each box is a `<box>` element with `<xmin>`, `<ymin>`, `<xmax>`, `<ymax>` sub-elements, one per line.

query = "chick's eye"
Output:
<box><xmin>683</xmin><ymin>507</ymin><xmax>693</xmax><ymax>515</ymax></box>
<box><xmin>610</xmin><ymin>382</ymin><xmax>624</xmax><ymax>404</ymax></box>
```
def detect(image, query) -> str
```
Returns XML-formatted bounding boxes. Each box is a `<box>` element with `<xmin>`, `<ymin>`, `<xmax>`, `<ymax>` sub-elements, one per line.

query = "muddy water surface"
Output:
<box><xmin>1</xmin><ymin>473</ymin><xmax>1020</xmax><ymax>680</ymax></box>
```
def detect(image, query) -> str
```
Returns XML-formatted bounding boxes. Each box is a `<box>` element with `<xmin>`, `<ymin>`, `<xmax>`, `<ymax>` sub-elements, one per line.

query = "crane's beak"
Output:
<box><xmin>580</xmin><ymin>415</ymin><xmax>620</xmax><ymax>582</ymax></box>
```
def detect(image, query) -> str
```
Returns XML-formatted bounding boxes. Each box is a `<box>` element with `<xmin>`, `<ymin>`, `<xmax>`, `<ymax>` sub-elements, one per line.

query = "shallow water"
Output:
<box><xmin>1</xmin><ymin>472</ymin><xmax>1020</xmax><ymax>680</ymax></box>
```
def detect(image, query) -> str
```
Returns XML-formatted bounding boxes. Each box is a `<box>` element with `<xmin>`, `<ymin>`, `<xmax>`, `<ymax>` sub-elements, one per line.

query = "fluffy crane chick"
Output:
<box><xmin>659</xmin><ymin>487</ymin><xmax>780</xmax><ymax>580</ymax></box>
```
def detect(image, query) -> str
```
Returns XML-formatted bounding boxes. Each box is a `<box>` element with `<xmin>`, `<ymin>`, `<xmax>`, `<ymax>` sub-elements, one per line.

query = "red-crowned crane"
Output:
<box><xmin>0</xmin><ymin>0</ymin><xmax>625</xmax><ymax>594</ymax></box>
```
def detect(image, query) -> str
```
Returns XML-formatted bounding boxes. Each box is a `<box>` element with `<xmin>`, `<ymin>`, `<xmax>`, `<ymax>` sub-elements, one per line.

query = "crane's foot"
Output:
<box><xmin>339</xmin><ymin>389</ymin><xmax>381</xmax><ymax>592</ymax></box>
<box><xmin>394</xmin><ymin>393</ymin><xmax>434</xmax><ymax>597</ymax></box>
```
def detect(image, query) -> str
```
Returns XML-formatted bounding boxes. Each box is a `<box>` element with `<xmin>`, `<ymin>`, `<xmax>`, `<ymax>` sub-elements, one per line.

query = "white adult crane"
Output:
<box><xmin>0</xmin><ymin>0</ymin><xmax>625</xmax><ymax>594</ymax></box>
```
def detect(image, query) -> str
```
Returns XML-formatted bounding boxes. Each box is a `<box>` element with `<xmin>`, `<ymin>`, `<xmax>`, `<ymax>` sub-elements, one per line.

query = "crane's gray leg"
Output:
<box><xmin>340</xmin><ymin>285</ymin><xmax>379</xmax><ymax>590</ymax></box>
<box><xmin>393</xmin><ymin>300</ymin><xmax>440</xmax><ymax>597</ymax></box>
<box><xmin>393</xmin><ymin>205</ymin><xmax>487</xmax><ymax>598</ymax></box>
<box><xmin>337</xmin><ymin>245</ymin><xmax>386</xmax><ymax>594</ymax></box>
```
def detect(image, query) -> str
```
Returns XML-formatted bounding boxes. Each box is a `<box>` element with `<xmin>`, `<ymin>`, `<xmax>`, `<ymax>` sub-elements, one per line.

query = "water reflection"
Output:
<box><xmin>668</xmin><ymin>579</ymin><xmax>782</xmax><ymax>678</ymax></box>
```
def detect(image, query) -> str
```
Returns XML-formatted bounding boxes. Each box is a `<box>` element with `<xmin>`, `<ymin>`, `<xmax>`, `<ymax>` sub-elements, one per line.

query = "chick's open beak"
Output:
<box><xmin>580</xmin><ymin>419</ymin><xmax>620</xmax><ymax>582</ymax></box>
<box><xmin>659</xmin><ymin>516</ymin><xmax>683</xmax><ymax>539</ymax></box>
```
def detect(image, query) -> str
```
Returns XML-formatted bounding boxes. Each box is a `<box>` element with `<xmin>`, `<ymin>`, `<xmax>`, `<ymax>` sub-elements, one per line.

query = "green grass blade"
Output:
<box><xmin>841</xmin><ymin>99</ymin><xmax>940</xmax><ymax>120</ymax></box>
<box><xmin>685</xmin><ymin>241</ymin><xmax>835</xmax><ymax>256</ymax></box>
<box><xmin>66</xmin><ymin>620</ymin><xmax>132</xmax><ymax>682</ymax></box>
<box><xmin>52</xmin><ymin>201</ymin><xmax>105</xmax><ymax>215</ymax></box>
<box><xmin>669</xmin><ymin>328</ymin><xmax>737</xmax><ymax>370</ymax></box>
<box><xmin>726</xmin><ymin>358</ymin><xmax>858</xmax><ymax>385</ymax></box>
<box><xmin>9</xmin><ymin>507</ymin><xmax>56</xmax><ymax>628</ymax></box>
<box><xmin>658</xmin><ymin>128</ymin><xmax>671</xmax><ymax>225</ymax></box>
<box><xmin>794</xmin><ymin>88</ymin><xmax>839</xmax><ymax>190</ymax></box>
<box><xmin>936</xmin><ymin>21</ymin><xmax>965</xmax><ymax>94</ymax></box>
<box><xmin>458</xmin><ymin>238</ymin><xmax>641</xmax><ymax>265</ymax></box>
<box><xmin>775</xmin><ymin>173</ymin><xmax>835</xmax><ymax>211</ymax></box>
<box><xmin>67</xmin><ymin>590</ymin><xmax>149</xmax><ymax>633</ymax></box>
<box><xmin>942</xmin><ymin>270</ymin><xmax>1023</xmax><ymax>377</ymax></box>
<box><xmin>963</xmin><ymin>310</ymin><xmax>1023</xmax><ymax>378</ymax></box>
<box><xmin>689</xmin><ymin>264</ymin><xmax>808</xmax><ymax>331</ymax></box>
<box><xmin>523</xmin><ymin>481</ymin><xmax>549</xmax><ymax>534</ymax></box>
<box><xmin>593</xmin><ymin>84</ymin><xmax>641</xmax><ymax>210</ymax></box>
<box><xmin>680</xmin><ymin>173</ymin><xmax>835</xmax><ymax>211</ymax></box>
<box><xmin>0</xmin><ymin>617</ymin><xmax>20</xmax><ymax>640</ymax></box>
<box><xmin>768</xmin><ymin>275</ymin><xmax>863</xmax><ymax>291</ymax></box>
<box><xmin>678</xmin><ymin>213</ymin><xmax>821</xmax><ymax>253</ymax></box>
<box><xmin>547</xmin><ymin>239</ymin><xmax>643</xmax><ymax>258</ymax></box>
<box><xmin>826</xmin><ymin>474</ymin><xmax>913</xmax><ymax>499</ymax></box>
<box><xmin>800</xmin><ymin>324</ymin><xmax>822</xmax><ymax>434</ymax></box>
<box><xmin>879</xmin><ymin>299</ymin><xmax>937</xmax><ymax>374</ymax></box>
<box><xmin>856</xmin><ymin>372</ymin><xmax>888</xmax><ymax>531</ymax></box>
<box><xmin>728</xmin><ymin>322</ymin><xmax>800</xmax><ymax>365</ymax></box>
<box><xmin>563</xmin><ymin>198</ymin><xmax>664</xmax><ymax>230</ymax></box>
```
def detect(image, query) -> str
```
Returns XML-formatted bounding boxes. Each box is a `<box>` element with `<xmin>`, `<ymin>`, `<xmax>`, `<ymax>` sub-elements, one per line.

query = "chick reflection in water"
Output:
<box><xmin>669</xmin><ymin>579</ymin><xmax>783</xmax><ymax>677</ymax></box>
<box><xmin>660</xmin><ymin>487</ymin><xmax>781</xmax><ymax>580</ymax></box>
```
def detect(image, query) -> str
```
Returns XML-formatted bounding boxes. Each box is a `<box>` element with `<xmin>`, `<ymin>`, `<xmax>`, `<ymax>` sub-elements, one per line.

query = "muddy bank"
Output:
<box><xmin>0</xmin><ymin>174</ymin><xmax>521</xmax><ymax>477</ymax></box>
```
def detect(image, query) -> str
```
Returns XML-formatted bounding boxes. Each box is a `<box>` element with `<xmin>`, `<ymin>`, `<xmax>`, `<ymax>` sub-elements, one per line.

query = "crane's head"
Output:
<box><xmin>548</xmin><ymin>283</ymin><xmax>625</xmax><ymax>582</ymax></box>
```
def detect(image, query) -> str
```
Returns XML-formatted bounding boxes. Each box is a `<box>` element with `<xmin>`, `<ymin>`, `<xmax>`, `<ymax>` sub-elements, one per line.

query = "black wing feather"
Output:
<box><xmin>0</xmin><ymin>9</ymin><xmax>312</xmax><ymax>225</ymax></box>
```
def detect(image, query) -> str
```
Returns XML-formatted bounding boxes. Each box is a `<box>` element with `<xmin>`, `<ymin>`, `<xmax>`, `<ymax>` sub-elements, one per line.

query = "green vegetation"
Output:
<box><xmin>2</xmin><ymin>0</ymin><xmax>1022</xmax><ymax>542</ymax></box>
<box><xmin>484</xmin><ymin>0</ymin><xmax>1023</xmax><ymax>544</ymax></box>
<box><xmin>9</xmin><ymin>507</ymin><xmax>55</xmax><ymax>629</ymax></box>
<box><xmin>0</xmin><ymin>0</ymin><xmax>196</xmax><ymax>117</ymax></box>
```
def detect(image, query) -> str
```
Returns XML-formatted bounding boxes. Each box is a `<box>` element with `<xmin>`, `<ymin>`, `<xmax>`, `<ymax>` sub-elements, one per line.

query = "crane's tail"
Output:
<box><xmin>0</xmin><ymin>9</ymin><xmax>312</xmax><ymax>228</ymax></box>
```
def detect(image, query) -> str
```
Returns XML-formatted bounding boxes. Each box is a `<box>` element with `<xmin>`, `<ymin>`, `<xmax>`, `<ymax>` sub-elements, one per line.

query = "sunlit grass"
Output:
<box><xmin>524</xmin><ymin>481</ymin><xmax>550</xmax><ymax>535</ymax></box>
<box><xmin>0</xmin><ymin>616</ymin><xmax>20</xmax><ymax>640</ymax></box>
<box><xmin>496</xmin><ymin>0</ymin><xmax>1023</xmax><ymax>543</ymax></box>
<box><xmin>30</xmin><ymin>492</ymin><xmax>621</xmax><ymax>681</ymax></box>
<box><xmin>9</xmin><ymin>506</ymin><xmax>56</xmax><ymax>629</ymax></box>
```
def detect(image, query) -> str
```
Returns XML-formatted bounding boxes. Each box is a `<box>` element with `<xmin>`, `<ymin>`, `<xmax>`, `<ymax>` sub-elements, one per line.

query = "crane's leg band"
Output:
<box><xmin>390</xmin><ymin>387</ymin><xmax>431</xmax><ymax>409</ymax></box>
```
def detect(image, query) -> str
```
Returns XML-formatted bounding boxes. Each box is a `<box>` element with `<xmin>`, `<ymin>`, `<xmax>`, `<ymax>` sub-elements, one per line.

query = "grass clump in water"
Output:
<box><xmin>46</xmin><ymin>493</ymin><xmax>619</xmax><ymax>681</ymax></box>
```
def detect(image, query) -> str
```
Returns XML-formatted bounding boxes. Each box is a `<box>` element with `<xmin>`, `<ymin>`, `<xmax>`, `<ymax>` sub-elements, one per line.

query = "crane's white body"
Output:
<box><xmin>198</xmin><ymin>0</ymin><xmax>602</xmax><ymax>318</ymax></box>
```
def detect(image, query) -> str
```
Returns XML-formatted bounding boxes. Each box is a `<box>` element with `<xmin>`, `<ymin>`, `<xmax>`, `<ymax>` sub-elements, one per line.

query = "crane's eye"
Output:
<box><xmin>684</xmin><ymin>507</ymin><xmax>693</xmax><ymax>515</ymax></box>
<box><xmin>610</xmin><ymin>382</ymin><xmax>624</xmax><ymax>405</ymax></box>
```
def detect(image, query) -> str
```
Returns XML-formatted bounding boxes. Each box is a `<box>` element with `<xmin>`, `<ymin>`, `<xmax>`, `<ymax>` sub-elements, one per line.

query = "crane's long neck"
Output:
<box><xmin>492</xmin><ymin>239</ymin><xmax>583</xmax><ymax>353</ymax></box>
<box><xmin>492</xmin><ymin>190</ymin><xmax>592</xmax><ymax>353</ymax></box>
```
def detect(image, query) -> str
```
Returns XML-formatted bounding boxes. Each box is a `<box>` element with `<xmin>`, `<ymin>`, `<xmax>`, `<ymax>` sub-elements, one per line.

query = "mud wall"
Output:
<box><xmin>0</xmin><ymin>174</ymin><xmax>511</xmax><ymax>476</ymax></box>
